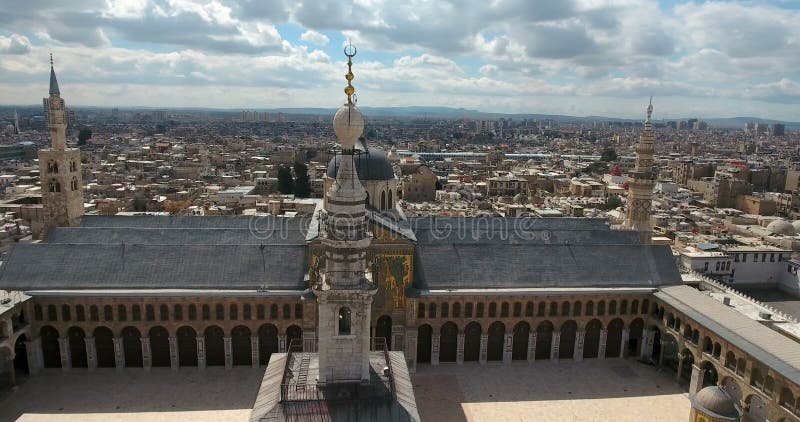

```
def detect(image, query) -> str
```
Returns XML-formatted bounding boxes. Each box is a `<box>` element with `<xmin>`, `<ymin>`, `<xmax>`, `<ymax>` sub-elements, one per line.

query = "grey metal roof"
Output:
<box><xmin>413</xmin><ymin>243</ymin><xmax>681</xmax><ymax>289</ymax></box>
<box><xmin>327</xmin><ymin>146</ymin><xmax>395</xmax><ymax>180</ymax></box>
<box><xmin>408</xmin><ymin>216</ymin><xmax>635</xmax><ymax>245</ymax></box>
<box><xmin>0</xmin><ymin>243</ymin><xmax>307</xmax><ymax>290</ymax></box>
<box><xmin>656</xmin><ymin>285</ymin><xmax>800</xmax><ymax>387</ymax></box>
<box><xmin>48</xmin><ymin>227</ymin><xmax>308</xmax><ymax>245</ymax></box>
<box><xmin>81</xmin><ymin>215</ymin><xmax>309</xmax><ymax>231</ymax></box>
<box><xmin>49</xmin><ymin>65</ymin><xmax>60</xmax><ymax>96</ymax></box>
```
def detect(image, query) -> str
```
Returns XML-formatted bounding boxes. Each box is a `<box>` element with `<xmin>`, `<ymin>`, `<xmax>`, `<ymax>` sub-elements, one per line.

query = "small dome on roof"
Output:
<box><xmin>767</xmin><ymin>219</ymin><xmax>796</xmax><ymax>236</ymax></box>
<box><xmin>692</xmin><ymin>386</ymin><xmax>741</xmax><ymax>420</ymax></box>
<box><xmin>791</xmin><ymin>220</ymin><xmax>800</xmax><ymax>232</ymax></box>
<box><xmin>327</xmin><ymin>140</ymin><xmax>395</xmax><ymax>181</ymax></box>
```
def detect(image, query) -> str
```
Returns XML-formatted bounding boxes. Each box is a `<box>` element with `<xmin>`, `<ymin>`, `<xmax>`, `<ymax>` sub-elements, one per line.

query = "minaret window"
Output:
<box><xmin>71</xmin><ymin>177</ymin><xmax>78</xmax><ymax>191</ymax></box>
<box><xmin>69</xmin><ymin>161</ymin><xmax>76</xmax><ymax>172</ymax></box>
<box><xmin>338</xmin><ymin>307</ymin><xmax>352</xmax><ymax>335</ymax></box>
<box><xmin>48</xmin><ymin>161</ymin><xmax>58</xmax><ymax>173</ymax></box>
<box><xmin>49</xmin><ymin>179</ymin><xmax>60</xmax><ymax>192</ymax></box>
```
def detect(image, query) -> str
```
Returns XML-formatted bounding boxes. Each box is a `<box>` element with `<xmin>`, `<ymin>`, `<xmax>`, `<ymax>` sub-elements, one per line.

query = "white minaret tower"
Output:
<box><xmin>314</xmin><ymin>44</ymin><xmax>377</xmax><ymax>383</ymax></box>
<box><xmin>39</xmin><ymin>54</ymin><xmax>83</xmax><ymax>235</ymax></box>
<box><xmin>624</xmin><ymin>98</ymin><xmax>655</xmax><ymax>243</ymax></box>
<box><xmin>13</xmin><ymin>110</ymin><xmax>19</xmax><ymax>135</ymax></box>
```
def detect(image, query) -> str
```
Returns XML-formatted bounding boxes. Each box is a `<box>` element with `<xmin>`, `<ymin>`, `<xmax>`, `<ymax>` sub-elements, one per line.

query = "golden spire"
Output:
<box><xmin>344</xmin><ymin>42</ymin><xmax>357</xmax><ymax>106</ymax></box>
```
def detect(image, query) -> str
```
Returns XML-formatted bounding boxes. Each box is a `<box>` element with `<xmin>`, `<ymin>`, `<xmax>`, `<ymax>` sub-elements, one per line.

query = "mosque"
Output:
<box><xmin>0</xmin><ymin>51</ymin><xmax>797</xmax><ymax>421</ymax></box>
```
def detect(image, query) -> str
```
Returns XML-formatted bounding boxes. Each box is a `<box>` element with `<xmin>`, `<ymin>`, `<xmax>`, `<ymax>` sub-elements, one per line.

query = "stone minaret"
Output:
<box><xmin>39</xmin><ymin>55</ymin><xmax>83</xmax><ymax>235</ymax></box>
<box><xmin>314</xmin><ymin>45</ymin><xmax>377</xmax><ymax>383</ymax></box>
<box><xmin>624</xmin><ymin>98</ymin><xmax>655</xmax><ymax>243</ymax></box>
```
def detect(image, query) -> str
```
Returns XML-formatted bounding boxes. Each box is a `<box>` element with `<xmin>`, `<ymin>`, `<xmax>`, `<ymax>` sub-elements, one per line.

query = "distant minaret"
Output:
<box><xmin>314</xmin><ymin>44</ymin><xmax>377</xmax><ymax>383</ymax></box>
<box><xmin>624</xmin><ymin>98</ymin><xmax>655</xmax><ymax>243</ymax></box>
<box><xmin>39</xmin><ymin>54</ymin><xmax>83</xmax><ymax>236</ymax></box>
<box><xmin>13</xmin><ymin>110</ymin><xmax>19</xmax><ymax>135</ymax></box>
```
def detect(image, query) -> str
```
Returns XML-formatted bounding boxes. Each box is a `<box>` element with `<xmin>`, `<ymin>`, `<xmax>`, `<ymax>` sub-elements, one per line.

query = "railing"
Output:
<box><xmin>316</xmin><ymin>271</ymin><xmax>375</xmax><ymax>290</ymax></box>
<box><xmin>372</xmin><ymin>337</ymin><xmax>397</xmax><ymax>400</ymax></box>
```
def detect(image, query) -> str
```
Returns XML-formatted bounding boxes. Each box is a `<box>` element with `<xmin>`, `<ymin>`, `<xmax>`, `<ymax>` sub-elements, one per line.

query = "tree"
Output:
<box><xmin>604</xmin><ymin>196</ymin><xmax>622</xmax><ymax>210</ymax></box>
<box><xmin>277</xmin><ymin>166</ymin><xmax>294</xmax><ymax>194</ymax></box>
<box><xmin>293</xmin><ymin>161</ymin><xmax>311</xmax><ymax>198</ymax></box>
<box><xmin>600</xmin><ymin>147</ymin><xmax>617</xmax><ymax>162</ymax></box>
<box><xmin>77</xmin><ymin>127</ymin><xmax>92</xmax><ymax>146</ymax></box>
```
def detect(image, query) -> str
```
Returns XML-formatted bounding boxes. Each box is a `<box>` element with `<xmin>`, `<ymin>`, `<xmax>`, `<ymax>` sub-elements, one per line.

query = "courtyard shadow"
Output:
<box><xmin>0</xmin><ymin>367</ymin><xmax>265</xmax><ymax>421</ymax></box>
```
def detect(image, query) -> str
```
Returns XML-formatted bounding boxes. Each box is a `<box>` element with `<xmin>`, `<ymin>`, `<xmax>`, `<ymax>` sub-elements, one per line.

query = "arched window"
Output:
<box><xmin>380</xmin><ymin>191</ymin><xmax>386</xmax><ymax>210</ymax></box>
<box><xmin>294</xmin><ymin>303</ymin><xmax>303</xmax><ymax>319</ymax></box>
<box><xmin>561</xmin><ymin>301</ymin><xmax>570</xmax><ymax>317</ymax></box>
<box><xmin>453</xmin><ymin>302</ymin><xmax>461</xmax><ymax>318</ymax></box>
<box><xmin>620</xmin><ymin>300</ymin><xmax>628</xmax><ymax>315</ymax></box>
<box><xmin>725</xmin><ymin>351</ymin><xmax>736</xmax><ymax>370</ymax></box>
<box><xmin>243</xmin><ymin>304</ymin><xmax>252</xmax><ymax>320</ymax></box>
<box><xmin>388</xmin><ymin>190</ymin><xmax>393</xmax><ymax>208</ymax></box>
<box><xmin>476</xmin><ymin>303</ymin><xmax>484</xmax><ymax>318</ymax></box>
<box><xmin>48</xmin><ymin>160</ymin><xmax>58</xmax><ymax>173</ymax></box>
<box><xmin>513</xmin><ymin>302</ymin><xmax>521</xmax><ymax>317</ymax></box>
<box><xmin>131</xmin><ymin>305</ymin><xmax>141</xmax><ymax>321</ymax></box>
<box><xmin>573</xmin><ymin>302</ymin><xmax>582</xmax><ymax>317</ymax></box>
<box><xmin>441</xmin><ymin>303</ymin><xmax>449</xmax><ymax>318</ymax></box>
<box><xmin>103</xmin><ymin>305</ymin><xmax>112</xmax><ymax>321</ymax></box>
<box><xmin>257</xmin><ymin>304</ymin><xmax>265</xmax><ymax>319</ymax></box>
<box><xmin>417</xmin><ymin>303</ymin><xmax>425</xmax><ymax>318</ymax></box>
<box><xmin>47</xmin><ymin>304</ymin><xmax>58</xmax><ymax>321</ymax></box>
<box><xmin>750</xmin><ymin>368</ymin><xmax>764</xmax><ymax>388</ymax></box>
<box><xmin>586</xmin><ymin>301</ymin><xmax>594</xmax><ymax>316</ymax></box>
<box><xmin>230</xmin><ymin>304</ymin><xmax>238</xmax><ymax>320</ymax></box>
<box><xmin>597</xmin><ymin>301</ymin><xmax>606</xmax><ymax>316</ymax></box>
<box><xmin>270</xmin><ymin>304</ymin><xmax>278</xmax><ymax>319</ymax></box>
<box><xmin>282</xmin><ymin>304</ymin><xmax>291</xmax><ymax>319</ymax></box>
<box><xmin>338</xmin><ymin>307</ymin><xmax>351</xmax><ymax>335</ymax></box>
<box><xmin>501</xmin><ymin>302</ymin><xmax>509</xmax><ymax>317</ymax></box>
<box><xmin>202</xmin><ymin>304</ymin><xmax>210</xmax><ymax>320</ymax></box>
<box><xmin>61</xmin><ymin>305</ymin><xmax>71</xmax><ymax>321</ymax></box>
<box><xmin>70</xmin><ymin>177</ymin><xmax>78</xmax><ymax>191</ymax></box>
<box><xmin>525</xmin><ymin>302</ymin><xmax>534</xmax><ymax>317</ymax></box>
<box><xmin>216</xmin><ymin>304</ymin><xmax>224</xmax><ymax>320</ymax></box>
<box><xmin>69</xmin><ymin>161</ymin><xmax>76</xmax><ymax>172</ymax></box>
<box><xmin>188</xmin><ymin>304</ymin><xmax>197</xmax><ymax>320</ymax></box>
<box><xmin>34</xmin><ymin>304</ymin><xmax>43</xmax><ymax>321</ymax></box>
<box><xmin>549</xmin><ymin>301</ymin><xmax>558</xmax><ymax>317</ymax></box>
<box><xmin>89</xmin><ymin>305</ymin><xmax>98</xmax><ymax>321</ymax></box>
<box><xmin>146</xmin><ymin>305</ymin><xmax>154</xmax><ymax>321</ymax></box>
<box><xmin>159</xmin><ymin>304</ymin><xmax>169</xmax><ymax>321</ymax></box>
<box><xmin>631</xmin><ymin>300</ymin><xmax>639</xmax><ymax>315</ymax></box>
<box><xmin>76</xmin><ymin>305</ymin><xmax>85</xmax><ymax>321</ymax></box>
<box><xmin>609</xmin><ymin>301</ymin><xmax>617</xmax><ymax>315</ymax></box>
<box><xmin>117</xmin><ymin>305</ymin><xmax>127</xmax><ymax>321</ymax></box>
<box><xmin>173</xmin><ymin>304</ymin><xmax>183</xmax><ymax>321</ymax></box>
<box><xmin>489</xmin><ymin>302</ymin><xmax>497</xmax><ymax>318</ymax></box>
<box><xmin>465</xmin><ymin>302</ymin><xmax>473</xmax><ymax>318</ymax></box>
<box><xmin>429</xmin><ymin>303</ymin><xmax>437</xmax><ymax>318</ymax></box>
<box><xmin>537</xmin><ymin>302</ymin><xmax>546</xmax><ymax>317</ymax></box>
<box><xmin>642</xmin><ymin>299</ymin><xmax>650</xmax><ymax>315</ymax></box>
<box><xmin>49</xmin><ymin>179</ymin><xmax>60</xmax><ymax>192</ymax></box>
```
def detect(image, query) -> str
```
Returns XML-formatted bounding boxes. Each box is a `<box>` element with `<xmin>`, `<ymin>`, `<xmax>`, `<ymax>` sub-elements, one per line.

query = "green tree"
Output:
<box><xmin>600</xmin><ymin>147</ymin><xmax>618</xmax><ymax>162</ymax></box>
<box><xmin>293</xmin><ymin>161</ymin><xmax>311</xmax><ymax>198</ymax></box>
<box><xmin>277</xmin><ymin>166</ymin><xmax>294</xmax><ymax>194</ymax></box>
<box><xmin>604</xmin><ymin>195</ymin><xmax>622</xmax><ymax>210</ymax></box>
<box><xmin>77</xmin><ymin>127</ymin><xmax>92</xmax><ymax>146</ymax></box>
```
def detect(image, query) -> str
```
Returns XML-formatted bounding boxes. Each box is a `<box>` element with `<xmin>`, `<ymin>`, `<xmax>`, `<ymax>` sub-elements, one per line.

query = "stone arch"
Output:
<box><xmin>525</xmin><ymin>302</ymin><xmax>534</xmax><ymax>317</ymax></box>
<box><xmin>231</xmin><ymin>325</ymin><xmax>252</xmax><ymax>366</ymax></box>
<box><xmin>721</xmin><ymin>376</ymin><xmax>743</xmax><ymax>403</ymax></box>
<box><xmin>149</xmin><ymin>326</ymin><xmax>170</xmax><ymax>367</ymax></box>
<box><xmin>620</xmin><ymin>300</ymin><xmax>628</xmax><ymax>315</ymax></box>
<box><xmin>609</xmin><ymin>300</ymin><xmax>617</xmax><ymax>315</ymax></box>
<box><xmin>535</xmin><ymin>321</ymin><xmax>554</xmax><ymax>360</ymax></box>
<box><xmin>464</xmin><ymin>322</ymin><xmax>481</xmax><ymax>362</ymax></box>
<box><xmin>388</xmin><ymin>189</ymin><xmax>393</xmax><ymax>208</ymax></box>
<box><xmin>122</xmin><ymin>326</ymin><xmax>143</xmax><ymax>367</ymax></box>
<box><xmin>286</xmin><ymin>325</ymin><xmax>302</xmax><ymax>350</ymax></box>
<box><xmin>585</xmin><ymin>301</ymin><xmax>594</xmax><ymax>316</ymax></box>
<box><xmin>559</xmin><ymin>320</ymin><xmax>577</xmax><ymax>359</ymax></box>
<box><xmin>572</xmin><ymin>302</ymin><xmax>582</xmax><ymax>317</ymax></box>
<box><xmin>631</xmin><ymin>300</ymin><xmax>639</xmax><ymax>315</ymax></box>
<box><xmin>68</xmin><ymin>326</ymin><xmax>88</xmax><ymax>368</ymax></box>
<box><xmin>744</xmin><ymin>394</ymin><xmax>768</xmax><ymax>422</ymax></box>
<box><xmin>376</xmin><ymin>315</ymin><xmax>392</xmax><ymax>350</ymax></box>
<box><xmin>14</xmin><ymin>334</ymin><xmax>29</xmax><ymax>376</ymax></box>
<box><xmin>700</xmin><ymin>360</ymin><xmax>719</xmax><ymax>388</ymax></box>
<box><xmin>380</xmin><ymin>190</ymin><xmax>386</xmax><ymax>210</ymax></box>
<box><xmin>417</xmin><ymin>324</ymin><xmax>432</xmax><ymax>364</ymax></box>
<box><xmin>597</xmin><ymin>301</ymin><xmax>606</xmax><ymax>316</ymax></box>
<box><xmin>204</xmin><ymin>326</ymin><xmax>225</xmax><ymax>366</ymax></box>
<box><xmin>258</xmin><ymin>324</ymin><xmax>279</xmax><ymax>365</ymax></box>
<box><xmin>487</xmin><ymin>321</ymin><xmax>505</xmax><ymax>361</ymax></box>
<box><xmin>41</xmin><ymin>325</ymin><xmax>61</xmax><ymax>368</ymax></box>
<box><xmin>93</xmin><ymin>326</ymin><xmax>115</xmax><ymax>368</ymax></box>
<box><xmin>702</xmin><ymin>336</ymin><xmax>713</xmax><ymax>354</ymax></box>
<box><xmin>561</xmin><ymin>301</ymin><xmax>570</xmax><ymax>317</ymax></box>
<box><xmin>679</xmin><ymin>348</ymin><xmax>694</xmax><ymax>382</ymax></box>
<box><xmin>512</xmin><ymin>321</ymin><xmax>530</xmax><ymax>361</ymax></box>
<box><xmin>584</xmin><ymin>319</ymin><xmax>602</xmax><ymax>359</ymax></box>
<box><xmin>667</xmin><ymin>312</ymin><xmax>675</xmax><ymax>328</ymax></box>
<box><xmin>605</xmin><ymin>318</ymin><xmax>624</xmax><ymax>358</ymax></box>
<box><xmin>627</xmin><ymin>317</ymin><xmax>644</xmax><ymax>357</ymax></box>
<box><xmin>713</xmin><ymin>342</ymin><xmax>722</xmax><ymax>359</ymax></box>
<box><xmin>548</xmin><ymin>301</ymin><xmax>558</xmax><ymax>317</ymax></box>
<box><xmin>339</xmin><ymin>307</ymin><xmax>352</xmax><ymax>335</ymax></box>
<box><xmin>779</xmin><ymin>387</ymin><xmax>795</xmax><ymax>412</ymax></box>
<box><xmin>662</xmin><ymin>333</ymin><xmax>679</xmax><ymax>374</ymax></box>
<box><xmin>177</xmin><ymin>326</ymin><xmax>198</xmax><ymax>367</ymax></box>
<box><xmin>725</xmin><ymin>350</ymin><xmax>737</xmax><ymax>370</ymax></box>
<box><xmin>440</xmin><ymin>322</ymin><xmax>458</xmax><ymax>363</ymax></box>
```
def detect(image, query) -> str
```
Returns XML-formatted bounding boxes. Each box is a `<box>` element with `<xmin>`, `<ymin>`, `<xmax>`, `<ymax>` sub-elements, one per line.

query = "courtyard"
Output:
<box><xmin>0</xmin><ymin>359</ymin><xmax>690</xmax><ymax>421</ymax></box>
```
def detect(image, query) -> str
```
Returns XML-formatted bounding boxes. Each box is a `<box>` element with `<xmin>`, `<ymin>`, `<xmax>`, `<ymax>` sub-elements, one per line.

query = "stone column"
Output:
<box><xmin>676</xmin><ymin>356</ymin><xmax>684</xmax><ymax>381</ymax></box>
<box><xmin>688</xmin><ymin>364</ymin><xmax>702</xmax><ymax>400</ymax></box>
<box><xmin>550</xmin><ymin>332</ymin><xmax>560</xmax><ymax>362</ymax></box>
<box><xmin>141</xmin><ymin>337</ymin><xmax>151</xmax><ymax>371</ymax></box>
<box><xmin>620</xmin><ymin>329</ymin><xmax>629</xmax><ymax>358</ymax></box>
<box><xmin>250</xmin><ymin>335</ymin><xmax>259</xmax><ymax>368</ymax></box>
<box><xmin>113</xmin><ymin>337</ymin><xmax>124</xmax><ymax>370</ymax></box>
<box><xmin>640</xmin><ymin>329</ymin><xmax>654</xmax><ymax>361</ymax></box>
<box><xmin>405</xmin><ymin>329</ymin><xmax>418</xmax><ymax>373</ymax></box>
<box><xmin>196</xmin><ymin>336</ymin><xmax>206</xmax><ymax>370</ymax></box>
<box><xmin>431</xmin><ymin>334</ymin><xmax>440</xmax><ymax>365</ymax></box>
<box><xmin>169</xmin><ymin>337</ymin><xmax>178</xmax><ymax>370</ymax></box>
<box><xmin>6</xmin><ymin>356</ymin><xmax>15</xmax><ymax>387</ymax></box>
<box><xmin>503</xmin><ymin>333</ymin><xmax>513</xmax><ymax>364</ymax></box>
<box><xmin>278</xmin><ymin>335</ymin><xmax>286</xmax><ymax>353</ymax></box>
<box><xmin>25</xmin><ymin>338</ymin><xmax>41</xmax><ymax>375</ymax></box>
<box><xmin>598</xmin><ymin>329</ymin><xmax>608</xmax><ymax>360</ymax></box>
<box><xmin>527</xmin><ymin>332</ymin><xmax>537</xmax><ymax>362</ymax></box>
<box><xmin>85</xmin><ymin>337</ymin><xmax>97</xmax><ymax>371</ymax></box>
<box><xmin>574</xmin><ymin>331</ymin><xmax>585</xmax><ymax>361</ymax></box>
<box><xmin>223</xmin><ymin>337</ymin><xmax>232</xmax><ymax>369</ymax></box>
<box><xmin>456</xmin><ymin>333</ymin><xmax>465</xmax><ymax>365</ymax></box>
<box><xmin>58</xmin><ymin>337</ymin><xmax>70</xmax><ymax>371</ymax></box>
<box><xmin>479</xmin><ymin>334</ymin><xmax>488</xmax><ymax>364</ymax></box>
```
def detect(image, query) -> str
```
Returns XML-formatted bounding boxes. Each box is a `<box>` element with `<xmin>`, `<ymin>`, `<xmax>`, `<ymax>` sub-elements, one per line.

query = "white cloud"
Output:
<box><xmin>300</xmin><ymin>30</ymin><xmax>329</xmax><ymax>46</ymax></box>
<box><xmin>0</xmin><ymin>35</ymin><xmax>32</xmax><ymax>55</ymax></box>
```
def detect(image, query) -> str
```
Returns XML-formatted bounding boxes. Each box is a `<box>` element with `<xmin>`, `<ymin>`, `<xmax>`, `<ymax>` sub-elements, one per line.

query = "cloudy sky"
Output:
<box><xmin>0</xmin><ymin>0</ymin><xmax>798</xmax><ymax>120</ymax></box>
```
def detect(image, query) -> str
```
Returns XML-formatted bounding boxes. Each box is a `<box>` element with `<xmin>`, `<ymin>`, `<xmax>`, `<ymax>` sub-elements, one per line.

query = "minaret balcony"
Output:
<box><xmin>316</xmin><ymin>270</ymin><xmax>375</xmax><ymax>291</ymax></box>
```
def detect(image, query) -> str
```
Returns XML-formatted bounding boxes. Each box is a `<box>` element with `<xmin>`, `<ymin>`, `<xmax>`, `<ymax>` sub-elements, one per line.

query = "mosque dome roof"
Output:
<box><xmin>766</xmin><ymin>219</ymin><xmax>796</xmax><ymax>236</ymax></box>
<box><xmin>327</xmin><ymin>141</ymin><xmax>395</xmax><ymax>181</ymax></box>
<box><xmin>692</xmin><ymin>386</ymin><xmax>740</xmax><ymax>420</ymax></box>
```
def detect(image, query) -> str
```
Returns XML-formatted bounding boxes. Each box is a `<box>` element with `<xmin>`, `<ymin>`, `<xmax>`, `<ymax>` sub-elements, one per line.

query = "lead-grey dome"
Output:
<box><xmin>327</xmin><ymin>143</ymin><xmax>394</xmax><ymax>181</ymax></box>
<box><xmin>692</xmin><ymin>386</ymin><xmax>740</xmax><ymax>420</ymax></box>
<box><xmin>767</xmin><ymin>219</ymin><xmax>796</xmax><ymax>236</ymax></box>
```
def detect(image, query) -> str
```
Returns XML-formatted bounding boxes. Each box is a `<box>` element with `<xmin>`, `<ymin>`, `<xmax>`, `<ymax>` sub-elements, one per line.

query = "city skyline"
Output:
<box><xmin>0</xmin><ymin>0</ymin><xmax>799</xmax><ymax>120</ymax></box>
